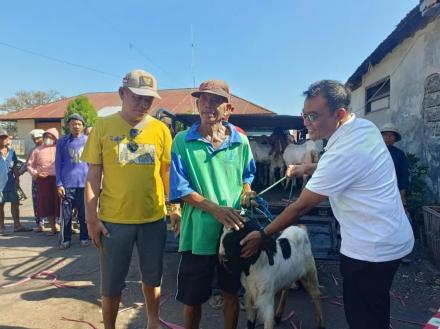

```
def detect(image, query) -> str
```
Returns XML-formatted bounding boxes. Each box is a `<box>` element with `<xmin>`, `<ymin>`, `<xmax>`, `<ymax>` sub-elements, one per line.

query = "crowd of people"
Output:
<box><xmin>0</xmin><ymin>69</ymin><xmax>414</xmax><ymax>329</ymax></box>
<box><xmin>0</xmin><ymin>113</ymin><xmax>90</xmax><ymax>251</ymax></box>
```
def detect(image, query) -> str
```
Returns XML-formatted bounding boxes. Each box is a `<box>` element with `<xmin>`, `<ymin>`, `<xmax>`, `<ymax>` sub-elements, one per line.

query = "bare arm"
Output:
<box><xmin>182</xmin><ymin>192</ymin><xmax>244</xmax><ymax>231</ymax></box>
<box><xmin>84</xmin><ymin>164</ymin><xmax>109</xmax><ymax>248</ymax></box>
<box><xmin>242</xmin><ymin>183</ymin><xmax>252</xmax><ymax>192</ymax></box>
<box><xmin>85</xmin><ymin>164</ymin><xmax>102</xmax><ymax>223</ymax></box>
<box><xmin>265</xmin><ymin>188</ymin><xmax>325</xmax><ymax>235</ymax></box>
<box><xmin>240</xmin><ymin>188</ymin><xmax>327</xmax><ymax>257</ymax></box>
<box><xmin>286</xmin><ymin>163</ymin><xmax>317</xmax><ymax>177</ymax></box>
<box><xmin>169</xmin><ymin>202</ymin><xmax>181</xmax><ymax>236</ymax></box>
<box><xmin>160</xmin><ymin>162</ymin><xmax>170</xmax><ymax>198</ymax></box>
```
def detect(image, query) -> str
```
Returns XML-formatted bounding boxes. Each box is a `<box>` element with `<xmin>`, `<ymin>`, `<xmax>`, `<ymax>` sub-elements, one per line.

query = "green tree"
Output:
<box><xmin>63</xmin><ymin>96</ymin><xmax>97</xmax><ymax>134</ymax></box>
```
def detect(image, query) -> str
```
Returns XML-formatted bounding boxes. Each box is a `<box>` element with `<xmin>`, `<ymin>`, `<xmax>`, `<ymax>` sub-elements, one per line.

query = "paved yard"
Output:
<box><xmin>0</xmin><ymin>174</ymin><xmax>439</xmax><ymax>329</ymax></box>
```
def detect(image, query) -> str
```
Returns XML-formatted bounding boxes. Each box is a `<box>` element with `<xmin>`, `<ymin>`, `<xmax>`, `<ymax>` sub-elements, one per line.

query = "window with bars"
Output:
<box><xmin>365</xmin><ymin>78</ymin><xmax>390</xmax><ymax>114</ymax></box>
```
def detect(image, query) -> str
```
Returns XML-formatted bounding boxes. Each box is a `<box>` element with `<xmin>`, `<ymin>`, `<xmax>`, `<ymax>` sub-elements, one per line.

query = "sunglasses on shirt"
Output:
<box><xmin>127</xmin><ymin>128</ymin><xmax>140</xmax><ymax>153</ymax></box>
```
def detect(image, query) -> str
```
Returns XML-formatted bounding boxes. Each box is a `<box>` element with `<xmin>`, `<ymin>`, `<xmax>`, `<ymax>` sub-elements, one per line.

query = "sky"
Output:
<box><xmin>0</xmin><ymin>0</ymin><xmax>418</xmax><ymax>115</ymax></box>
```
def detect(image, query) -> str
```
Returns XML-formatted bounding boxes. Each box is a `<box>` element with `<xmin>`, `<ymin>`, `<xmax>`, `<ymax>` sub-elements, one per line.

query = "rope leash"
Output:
<box><xmin>1</xmin><ymin>270</ymin><xmax>78</xmax><ymax>289</ymax></box>
<box><xmin>61</xmin><ymin>317</ymin><xmax>99</xmax><ymax>329</ymax></box>
<box><xmin>0</xmin><ymin>258</ymin><xmax>68</xmax><ymax>289</ymax></box>
<box><xmin>256</xmin><ymin>176</ymin><xmax>287</xmax><ymax>197</ymax></box>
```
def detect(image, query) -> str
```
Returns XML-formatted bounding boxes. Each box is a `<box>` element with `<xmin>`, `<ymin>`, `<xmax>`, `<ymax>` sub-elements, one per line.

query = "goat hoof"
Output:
<box><xmin>274</xmin><ymin>315</ymin><xmax>282</xmax><ymax>325</ymax></box>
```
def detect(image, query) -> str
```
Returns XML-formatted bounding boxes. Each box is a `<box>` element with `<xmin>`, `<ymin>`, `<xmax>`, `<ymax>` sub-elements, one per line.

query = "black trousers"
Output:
<box><xmin>340</xmin><ymin>254</ymin><xmax>401</xmax><ymax>329</ymax></box>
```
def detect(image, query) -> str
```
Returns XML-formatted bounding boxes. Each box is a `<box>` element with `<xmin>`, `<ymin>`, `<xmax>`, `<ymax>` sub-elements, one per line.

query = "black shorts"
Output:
<box><xmin>176</xmin><ymin>251</ymin><xmax>241</xmax><ymax>305</ymax></box>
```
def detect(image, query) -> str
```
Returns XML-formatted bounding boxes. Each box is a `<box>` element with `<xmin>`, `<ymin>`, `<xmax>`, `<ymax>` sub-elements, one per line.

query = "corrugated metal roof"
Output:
<box><xmin>174</xmin><ymin>114</ymin><xmax>305</xmax><ymax>131</ymax></box>
<box><xmin>346</xmin><ymin>3</ymin><xmax>439</xmax><ymax>90</ymax></box>
<box><xmin>97</xmin><ymin>106</ymin><xmax>122</xmax><ymax>117</ymax></box>
<box><xmin>0</xmin><ymin>89</ymin><xmax>274</xmax><ymax>121</ymax></box>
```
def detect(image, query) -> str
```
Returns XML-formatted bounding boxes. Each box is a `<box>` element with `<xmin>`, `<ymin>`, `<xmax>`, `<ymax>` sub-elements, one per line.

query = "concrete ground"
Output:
<box><xmin>0</xmin><ymin>173</ymin><xmax>439</xmax><ymax>329</ymax></box>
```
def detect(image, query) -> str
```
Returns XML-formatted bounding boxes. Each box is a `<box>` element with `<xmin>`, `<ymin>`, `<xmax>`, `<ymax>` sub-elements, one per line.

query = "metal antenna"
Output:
<box><xmin>191</xmin><ymin>24</ymin><xmax>196</xmax><ymax>88</ymax></box>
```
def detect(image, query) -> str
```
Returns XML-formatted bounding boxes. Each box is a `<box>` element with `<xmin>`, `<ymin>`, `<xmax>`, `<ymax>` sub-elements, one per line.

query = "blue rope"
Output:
<box><xmin>242</xmin><ymin>195</ymin><xmax>273</xmax><ymax>229</ymax></box>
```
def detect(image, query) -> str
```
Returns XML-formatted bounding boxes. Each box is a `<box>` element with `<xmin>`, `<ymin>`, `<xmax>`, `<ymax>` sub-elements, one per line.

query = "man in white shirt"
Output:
<box><xmin>241</xmin><ymin>80</ymin><xmax>414</xmax><ymax>329</ymax></box>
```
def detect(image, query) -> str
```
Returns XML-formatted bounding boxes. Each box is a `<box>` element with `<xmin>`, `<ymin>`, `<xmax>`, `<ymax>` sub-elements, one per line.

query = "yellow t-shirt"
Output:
<box><xmin>81</xmin><ymin>113</ymin><xmax>172</xmax><ymax>224</ymax></box>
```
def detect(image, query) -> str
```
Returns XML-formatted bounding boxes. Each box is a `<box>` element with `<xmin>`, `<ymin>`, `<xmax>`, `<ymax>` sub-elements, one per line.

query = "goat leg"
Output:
<box><xmin>244</xmin><ymin>292</ymin><xmax>257</xmax><ymax>329</ymax></box>
<box><xmin>299</xmin><ymin>272</ymin><xmax>325</xmax><ymax>329</ymax></box>
<box><xmin>256</xmin><ymin>295</ymin><xmax>275</xmax><ymax>329</ymax></box>
<box><xmin>274</xmin><ymin>288</ymin><xmax>288</xmax><ymax>324</ymax></box>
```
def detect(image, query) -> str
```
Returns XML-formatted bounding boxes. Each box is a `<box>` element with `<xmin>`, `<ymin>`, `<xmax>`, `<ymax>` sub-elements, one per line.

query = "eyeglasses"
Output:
<box><xmin>127</xmin><ymin>128</ymin><xmax>140</xmax><ymax>153</ymax></box>
<box><xmin>301</xmin><ymin>112</ymin><xmax>319</xmax><ymax>123</ymax></box>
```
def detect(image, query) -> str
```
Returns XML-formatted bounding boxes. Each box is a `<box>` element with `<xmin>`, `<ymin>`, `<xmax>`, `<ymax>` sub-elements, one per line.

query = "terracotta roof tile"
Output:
<box><xmin>0</xmin><ymin>89</ymin><xmax>274</xmax><ymax>120</ymax></box>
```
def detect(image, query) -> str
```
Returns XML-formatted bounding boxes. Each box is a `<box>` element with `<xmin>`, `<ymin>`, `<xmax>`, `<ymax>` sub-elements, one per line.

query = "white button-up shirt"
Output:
<box><xmin>306</xmin><ymin>114</ymin><xmax>414</xmax><ymax>262</ymax></box>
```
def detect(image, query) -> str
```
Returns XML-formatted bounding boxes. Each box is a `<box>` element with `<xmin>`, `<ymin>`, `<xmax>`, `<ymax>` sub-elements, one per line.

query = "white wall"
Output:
<box><xmin>351</xmin><ymin>18</ymin><xmax>440</xmax><ymax>202</ymax></box>
<box><xmin>352</xmin><ymin>20</ymin><xmax>440</xmax><ymax>154</ymax></box>
<box><xmin>16</xmin><ymin>119</ymin><xmax>35</xmax><ymax>155</ymax></box>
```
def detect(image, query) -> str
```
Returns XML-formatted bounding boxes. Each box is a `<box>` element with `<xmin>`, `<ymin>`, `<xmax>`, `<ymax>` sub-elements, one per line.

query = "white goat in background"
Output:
<box><xmin>250</xmin><ymin>135</ymin><xmax>289</xmax><ymax>186</ymax></box>
<box><xmin>250</xmin><ymin>139</ymin><xmax>272</xmax><ymax>186</ymax></box>
<box><xmin>283</xmin><ymin>140</ymin><xmax>320</xmax><ymax>191</ymax></box>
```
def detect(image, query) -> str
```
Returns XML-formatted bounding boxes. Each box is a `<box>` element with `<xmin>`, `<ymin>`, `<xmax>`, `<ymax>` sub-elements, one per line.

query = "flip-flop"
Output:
<box><xmin>46</xmin><ymin>230</ymin><xmax>58</xmax><ymax>236</ymax></box>
<box><xmin>13</xmin><ymin>226</ymin><xmax>33</xmax><ymax>232</ymax></box>
<box><xmin>0</xmin><ymin>228</ymin><xmax>8</xmax><ymax>236</ymax></box>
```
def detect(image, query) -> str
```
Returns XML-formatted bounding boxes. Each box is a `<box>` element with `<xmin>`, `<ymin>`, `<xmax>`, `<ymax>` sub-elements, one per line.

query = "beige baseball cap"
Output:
<box><xmin>191</xmin><ymin>79</ymin><xmax>230</xmax><ymax>101</ymax></box>
<box><xmin>122</xmin><ymin>69</ymin><xmax>161</xmax><ymax>99</ymax></box>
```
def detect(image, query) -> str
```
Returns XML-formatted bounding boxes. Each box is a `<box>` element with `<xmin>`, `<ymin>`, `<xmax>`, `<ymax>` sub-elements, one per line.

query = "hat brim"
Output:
<box><xmin>381</xmin><ymin>130</ymin><xmax>401</xmax><ymax>142</ymax></box>
<box><xmin>128</xmin><ymin>87</ymin><xmax>161</xmax><ymax>99</ymax></box>
<box><xmin>191</xmin><ymin>90</ymin><xmax>229</xmax><ymax>101</ymax></box>
<box><xmin>0</xmin><ymin>133</ymin><xmax>9</xmax><ymax>138</ymax></box>
<box><xmin>67</xmin><ymin>118</ymin><xmax>85</xmax><ymax>125</ymax></box>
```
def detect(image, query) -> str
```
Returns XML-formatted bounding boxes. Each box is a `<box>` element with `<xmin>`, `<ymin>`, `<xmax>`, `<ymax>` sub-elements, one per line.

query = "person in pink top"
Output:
<box><xmin>27</xmin><ymin>128</ymin><xmax>60</xmax><ymax>235</ymax></box>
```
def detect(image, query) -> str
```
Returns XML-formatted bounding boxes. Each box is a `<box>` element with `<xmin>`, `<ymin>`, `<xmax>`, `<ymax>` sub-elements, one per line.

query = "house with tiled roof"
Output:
<box><xmin>0</xmin><ymin>88</ymin><xmax>274</xmax><ymax>155</ymax></box>
<box><xmin>346</xmin><ymin>0</ymin><xmax>440</xmax><ymax>203</ymax></box>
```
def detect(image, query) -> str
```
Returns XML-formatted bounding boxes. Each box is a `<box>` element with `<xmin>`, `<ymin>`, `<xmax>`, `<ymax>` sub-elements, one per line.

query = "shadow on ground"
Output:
<box><xmin>1</xmin><ymin>216</ymin><xmax>439</xmax><ymax>329</ymax></box>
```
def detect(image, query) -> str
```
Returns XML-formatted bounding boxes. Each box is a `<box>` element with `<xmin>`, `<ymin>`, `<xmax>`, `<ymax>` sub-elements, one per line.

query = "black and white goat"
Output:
<box><xmin>219</xmin><ymin>219</ymin><xmax>325</xmax><ymax>329</ymax></box>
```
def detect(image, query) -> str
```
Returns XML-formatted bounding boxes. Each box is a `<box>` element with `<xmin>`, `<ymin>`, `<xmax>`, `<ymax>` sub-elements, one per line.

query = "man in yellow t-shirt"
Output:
<box><xmin>82</xmin><ymin>69</ymin><xmax>172</xmax><ymax>329</ymax></box>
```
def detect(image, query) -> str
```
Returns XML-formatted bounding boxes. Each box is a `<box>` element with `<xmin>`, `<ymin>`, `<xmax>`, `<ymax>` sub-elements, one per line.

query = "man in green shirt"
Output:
<box><xmin>170</xmin><ymin>79</ymin><xmax>256</xmax><ymax>329</ymax></box>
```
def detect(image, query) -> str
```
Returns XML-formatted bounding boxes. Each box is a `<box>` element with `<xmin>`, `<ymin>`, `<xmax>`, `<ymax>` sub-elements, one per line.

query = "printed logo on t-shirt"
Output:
<box><xmin>118</xmin><ymin>143</ymin><xmax>156</xmax><ymax>165</ymax></box>
<box><xmin>68</xmin><ymin>147</ymin><xmax>84</xmax><ymax>163</ymax></box>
